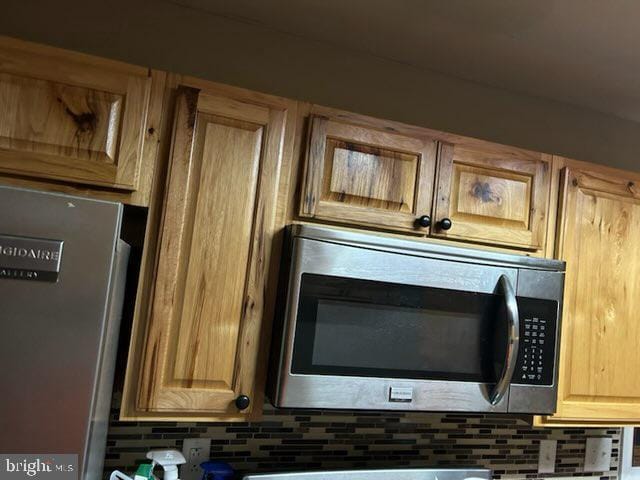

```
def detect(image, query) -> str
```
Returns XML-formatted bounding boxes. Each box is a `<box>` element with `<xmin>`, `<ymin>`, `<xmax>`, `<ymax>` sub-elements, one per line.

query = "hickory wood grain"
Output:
<box><xmin>300</xmin><ymin>114</ymin><xmax>437</xmax><ymax>233</ymax></box>
<box><xmin>326</xmin><ymin>141</ymin><xmax>418</xmax><ymax>210</ymax></box>
<box><xmin>541</xmin><ymin>166</ymin><xmax>640</xmax><ymax>423</ymax></box>
<box><xmin>0</xmin><ymin>35</ymin><xmax>155</xmax><ymax>195</ymax></box>
<box><xmin>11</xmin><ymin>37</ymin><xmax>640</xmax><ymax>426</ymax></box>
<box><xmin>133</xmin><ymin>84</ymin><xmax>294</xmax><ymax>418</ymax></box>
<box><xmin>433</xmin><ymin>140</ymin><xmax>551</xmax><ymax>250</ymax></box>
<box><xmin>298</xmin><ymin>105</ymin><xmax>551</xmax><ymax>250</ymax></box>
<box><xmin>118</xmin><ymin>73</ymin><xmax>177</xmax><ymax>421</ymax></box>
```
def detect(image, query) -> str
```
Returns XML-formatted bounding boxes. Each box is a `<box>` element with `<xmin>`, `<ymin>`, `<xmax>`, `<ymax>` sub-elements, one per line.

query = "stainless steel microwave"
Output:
<box><xmin>268</xmin><ymin>225</ymin><xmax>565</xmax><ymax>414</ymax></box>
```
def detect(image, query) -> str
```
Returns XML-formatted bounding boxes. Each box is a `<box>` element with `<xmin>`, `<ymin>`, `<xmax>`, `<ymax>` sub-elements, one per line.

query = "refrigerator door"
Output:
<box><xmin>0</xmin><ymin>186</ymin><xmax>127</xmax><ymax>480</ymax></box>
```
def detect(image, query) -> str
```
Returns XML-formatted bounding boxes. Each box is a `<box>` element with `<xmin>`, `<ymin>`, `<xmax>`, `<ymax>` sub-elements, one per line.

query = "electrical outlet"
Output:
<box><xmin>181</xmin><ymin>438</ymin><xmax>211</xmax><ymax>480</ymax></box>
<box><xmin>584</xmin><ymin>437</ymin><xmax>612</xmax><ymax>472</ymax></box>
<box><xmin>538</xmin><ymin>439</ymin><xmax>557</xmax><ymax>473</ymax></box>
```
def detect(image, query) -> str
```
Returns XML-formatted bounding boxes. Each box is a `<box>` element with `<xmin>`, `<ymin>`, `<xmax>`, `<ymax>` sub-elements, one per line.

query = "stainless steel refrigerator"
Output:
<box><xmin>0</xmin><ymin>186</ymin><xmax>130</xmax><ymax>480</ymax></box>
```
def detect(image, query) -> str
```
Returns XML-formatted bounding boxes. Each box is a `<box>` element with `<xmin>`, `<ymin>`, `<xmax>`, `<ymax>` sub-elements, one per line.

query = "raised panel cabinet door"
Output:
<box><xmin>552</xmin><ymin>167</ymin><xmax>640</xmax><ymax>421</ymax></box>
<box><xmin>433</xmin><ymin>140</ymin><xmax>551</xmax><ymax>250</ymax></box>
<box><xmin>300</xmin><ymin>115</ymin><xmax>438</xmax><ymax>233</ymax></box>
<box><xmin>0</xmin><ymin>36</ymin><xmax>153</xmax><ymax>190</ymax></box>
<box><xmin>136</xmin><ymin>87</ymin><xmax>290</xmax><ymax>416</ymax></box>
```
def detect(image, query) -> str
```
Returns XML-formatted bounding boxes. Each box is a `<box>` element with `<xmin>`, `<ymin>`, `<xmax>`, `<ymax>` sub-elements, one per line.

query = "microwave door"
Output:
<box><xmin>489</xmin><ymin>274</ymin><xmax>521</xmax><ymax>405</ymax></box>
<box><xmin>272</xmin><ymin>235</ymin><xmax>524</xmax><ymax>412</ymax></box>
<box><xmin>276</xmin><ymin>276</ymin><xmax>515</xmax><ymax>412</ymax></box>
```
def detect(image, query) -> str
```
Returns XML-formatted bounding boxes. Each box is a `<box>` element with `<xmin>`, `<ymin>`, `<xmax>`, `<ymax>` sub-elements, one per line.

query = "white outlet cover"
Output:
<box><xmin>538</xmin><ymin>439</ymin><xmax>557</xmax><ymax>473</ymax></box>
<box><xmin>181</xmin><ymin>438</ymin><xmax>211</xmax><ymax>480</ymax></box>
<box><xmin>584</xmin><ymin>437</ymin><xmax>613</xmax><ymax>472</ymax></box>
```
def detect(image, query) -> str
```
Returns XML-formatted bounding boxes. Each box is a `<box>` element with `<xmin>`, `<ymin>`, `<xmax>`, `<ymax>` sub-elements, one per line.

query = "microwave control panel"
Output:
<box><xmin>513</xmin><ymin>297</ymin><xmax>558</xmax><ymax>386</ymax></box>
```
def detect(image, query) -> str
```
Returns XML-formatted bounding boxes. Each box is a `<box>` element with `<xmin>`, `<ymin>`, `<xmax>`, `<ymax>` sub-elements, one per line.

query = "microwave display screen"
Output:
<box><xmin>291</xmin><ymin>274</ymin><xmax>508</xmax><ymax>383</ymax></box>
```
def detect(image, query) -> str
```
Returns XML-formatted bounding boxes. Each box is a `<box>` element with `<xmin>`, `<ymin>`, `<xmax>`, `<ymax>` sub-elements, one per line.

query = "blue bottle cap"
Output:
<box><xmin>199</xmin><ymin>461</ymin><xmax>234</xmax><ymax>480</ymax></box>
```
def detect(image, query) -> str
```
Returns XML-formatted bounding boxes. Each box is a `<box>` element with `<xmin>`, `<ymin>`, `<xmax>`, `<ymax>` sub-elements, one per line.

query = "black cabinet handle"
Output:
<box><xmin>416</xmin><ymin>215</ymin><xmax>431</xmax><ymax>228</ymax></box>
<box><xmin>235</xmin><ymin>394</ymin><xmax>251</xmax><ymax>410</ymax></box>
<box><xmin>438</xmin><ymin>218</ymin><xmax>453</xmax><ymax>230</ymax></box>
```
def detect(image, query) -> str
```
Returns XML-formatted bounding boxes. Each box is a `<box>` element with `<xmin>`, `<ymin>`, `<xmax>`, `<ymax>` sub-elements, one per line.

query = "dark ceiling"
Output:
<box><xmin>175</xmin><ymin>0</ymin><xmax>640</xmax><ymax>122</ymax></box>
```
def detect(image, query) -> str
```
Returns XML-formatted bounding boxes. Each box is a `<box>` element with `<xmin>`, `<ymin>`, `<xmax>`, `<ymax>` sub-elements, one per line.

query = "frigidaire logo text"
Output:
<box><xmin>0</xmin><ymin>245</ymin><xmax>60</xmax><ymax>262</ymax></box>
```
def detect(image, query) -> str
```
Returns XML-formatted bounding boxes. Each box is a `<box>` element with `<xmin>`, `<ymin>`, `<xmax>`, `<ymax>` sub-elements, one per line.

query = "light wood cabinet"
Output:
<box><xmin>0</xmin><ymin>36</ymin><xmax>162</xmax><ymax>203</ymax></box>
<box><xmin>537</xmin><ymin>166</ymin><xmax>640</xmax><ymax>424</ymax></box>
<box><xmin>11</xmin><ymin>36</ymin><xmax>640</xmax><ymax>425</ymax></box>
<box><xmin>300</xmin><ymin>114</ymin><xmax>437</xmax><ymax>233</ymax></box>
<box><xmin>127</xmin><ymin>85</ymin><xmax>294</xmax><ymax>419</ymax></box>
<box><xmin>433</xmin><ymin>139</ymin><xmax>551</xmax><ymax>250</ymax></box>
<box><xmin>299</xmin><ymin>109</ymin><xmax>551</xmax><ymax>251</ymax></box>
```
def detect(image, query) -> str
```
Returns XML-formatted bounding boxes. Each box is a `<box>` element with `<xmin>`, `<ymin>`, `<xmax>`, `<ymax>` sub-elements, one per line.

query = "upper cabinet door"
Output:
<box><xmin>433</xmin><ymin>140</ymin><xmax>551</xmax><ymax>250</ymax></box>
<box><xmin>300</xmin><ymin>114</ymin><xmax>437</xmax><ymax>234</ymax></box>
<box><xmin>0</xmin><ymin>37</ymin><xmax>153</xmax><ymax>191</ymax></box>
<box><xmin>135</xmin><ymin>87</ymin><xmax>293</xmax><ymax>418</ymax></box>
<box><xmin>552</xmin><ymin>167</ymin><xmax>640</xmax><ymax>422</ymax></box>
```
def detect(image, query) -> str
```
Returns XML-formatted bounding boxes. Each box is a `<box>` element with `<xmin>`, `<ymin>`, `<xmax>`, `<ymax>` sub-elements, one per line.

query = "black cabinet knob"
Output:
<box><xmin>416</xmin><ymin>215</ymin><xmax>431</xmax><ymax>228</ymax></box>
<box><xmin>235</xmin><ymin>394</ymin><xmax>250</xmax><ymax>410</ymax></box>
<box><xmin>438</xmin><ymin>218</ymin><xmax>453</xmax><ymax>230</ymax></box>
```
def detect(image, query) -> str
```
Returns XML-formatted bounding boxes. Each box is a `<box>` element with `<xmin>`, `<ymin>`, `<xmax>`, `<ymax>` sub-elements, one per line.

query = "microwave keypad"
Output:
<box><xmin>513</xmin><ymin>298</ymin><xmax>558</xmax><ymax>386</ymax></box>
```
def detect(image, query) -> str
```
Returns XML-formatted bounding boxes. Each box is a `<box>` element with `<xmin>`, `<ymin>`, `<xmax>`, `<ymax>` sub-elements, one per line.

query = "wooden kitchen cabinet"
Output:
<box><xmin>298</xmin><ymin>108</ymin><xmax>551</xmax><ymax>251</ymax></box>
<box><xmin>432</xmin><ymin>139</ymin><xmax>551</xmax><ymax>250</ymax></box>
<box><xmin>536</xmin><ymin>166</ymin><xmax>640</xmax><ymax>425</ymax></box>
<box><xmin>10</xmin><ymin>35</ymin><xmax>640</xmax><ymax>427</ymax></box>
<box><xmin>0</xmin><ymin>36</ymin><xmax>163</xmax><ymax>204</ymax></box>
<box><xmin>125</xmin><ymin>85</ymin><xmax>295</xmax><ymax>419</ymax></box>
<box><xmin>299</xmin><ymin>112</ymin><xmax>438</xmax><ymax>233</ymax></box>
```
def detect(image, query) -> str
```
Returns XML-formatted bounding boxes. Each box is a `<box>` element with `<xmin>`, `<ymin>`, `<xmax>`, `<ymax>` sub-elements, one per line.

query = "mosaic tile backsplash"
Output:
<box><xmin>104</xmin><ymin>395</ymin><xmax>619</xmax><ymax>480</ymax></box>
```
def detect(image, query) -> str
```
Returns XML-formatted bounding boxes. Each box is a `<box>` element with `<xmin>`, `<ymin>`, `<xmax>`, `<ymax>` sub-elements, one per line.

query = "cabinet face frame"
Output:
<box><xmin>300</xmin><ymin>115</ymin><xmax>438</xmax><ymax>234</ymax></box>
<box><xmin>552</xmin><ymin>166</ymin><xmax>640</xmax><ymax>422</ymax></box>
<box><xmin>432</xmin><ymin>140</ymin><xmax>551</xmax><ymax>251</ymax></box>
<box><xmin>0</xmin><ymin>36</ymin><xmax>154</xmax><ymax>192</ymax></box>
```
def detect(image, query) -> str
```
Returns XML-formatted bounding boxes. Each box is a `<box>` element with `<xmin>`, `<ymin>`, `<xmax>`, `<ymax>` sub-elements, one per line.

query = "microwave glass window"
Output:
<box><xmin>291</xmin><ymin>274</ymin><xmax>508</xmax><ymax>383</ymax></box>
<box><xmin>312</xmin><ymin>300</ymin><xmax>488</xmax><ymax>375</ymax></box>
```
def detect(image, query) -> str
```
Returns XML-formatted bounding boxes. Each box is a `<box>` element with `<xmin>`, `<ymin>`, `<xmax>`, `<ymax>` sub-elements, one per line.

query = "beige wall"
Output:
<box><xmin>3</xmin><ymin>0</ymin><xmax>639</xmax><ymax>171</ymax></box>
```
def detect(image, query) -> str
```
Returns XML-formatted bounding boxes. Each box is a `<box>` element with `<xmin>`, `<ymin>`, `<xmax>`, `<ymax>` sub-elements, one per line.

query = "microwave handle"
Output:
<box><xmin>490</xmin><ymin>274</ymin><xmax>520</xmax><ymax>405</ymax></box>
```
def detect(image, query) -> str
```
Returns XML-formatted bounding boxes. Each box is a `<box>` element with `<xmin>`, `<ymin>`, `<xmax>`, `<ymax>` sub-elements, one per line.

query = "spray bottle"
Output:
<box><xmin>110</xmin><ymin>449</ymin><xmax>186</xmax><ymax>480</ymax></box>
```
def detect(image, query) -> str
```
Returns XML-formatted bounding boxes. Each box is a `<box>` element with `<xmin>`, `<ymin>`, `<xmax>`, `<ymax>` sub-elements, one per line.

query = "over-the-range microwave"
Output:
<box><xmin>268</xmin><ymin>225</ymin><xmax>565</xmax><ymax>414</ymax></box>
